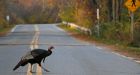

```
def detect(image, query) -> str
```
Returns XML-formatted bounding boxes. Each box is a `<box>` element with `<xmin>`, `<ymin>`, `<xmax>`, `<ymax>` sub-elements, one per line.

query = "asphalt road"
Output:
<box><xmin>0</xmin><ymin>24</ymin><xmax>140</xmax><ymax>75</ymax></box>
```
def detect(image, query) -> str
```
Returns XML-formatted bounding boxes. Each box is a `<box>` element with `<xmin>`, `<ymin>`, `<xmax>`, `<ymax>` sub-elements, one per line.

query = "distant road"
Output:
<box><xmin>0</xmin><ymin>24</ymin><xmax>140</xmax><ymax>75</ymax></box>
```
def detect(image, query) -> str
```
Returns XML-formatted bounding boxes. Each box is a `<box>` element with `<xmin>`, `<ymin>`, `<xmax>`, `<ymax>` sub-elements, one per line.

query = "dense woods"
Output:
<box><xmin>0</xmin><ymin>0</ymin><xmax>140</xmax><ymax>46</ymax></box>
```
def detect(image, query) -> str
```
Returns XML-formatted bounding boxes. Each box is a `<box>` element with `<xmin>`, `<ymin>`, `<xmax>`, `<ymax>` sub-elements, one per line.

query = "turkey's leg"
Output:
<box><xmin>39</xmin><ymin>63</ymin><xmax>50</xmax><ymax>72</ymax></box>
<box><xmin>30</xmin><ymin>64</ymin><xmax>33</xmax><ymax>73</ymax></box>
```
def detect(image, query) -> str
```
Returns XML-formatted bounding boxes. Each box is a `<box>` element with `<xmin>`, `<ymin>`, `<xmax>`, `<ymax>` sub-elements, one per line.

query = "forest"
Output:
<box><xmin>0</xmin><ymin>0</ymin><xmax>140</xmax><ymax>47</ymax></box>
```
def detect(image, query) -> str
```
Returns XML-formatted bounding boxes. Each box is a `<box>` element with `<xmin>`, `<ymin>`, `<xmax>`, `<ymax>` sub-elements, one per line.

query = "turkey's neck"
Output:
<box><xmin>48</xmin><ymin>49</ymin><xmax>52</xmax><ymax>52</ymax></box>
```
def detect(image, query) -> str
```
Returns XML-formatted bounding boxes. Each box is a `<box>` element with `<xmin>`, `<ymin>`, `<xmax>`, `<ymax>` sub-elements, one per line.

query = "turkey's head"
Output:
<box><xmin>48</xmin><ymin>46</ymin><xmax>54</xmax><ymax>51</ymax></box>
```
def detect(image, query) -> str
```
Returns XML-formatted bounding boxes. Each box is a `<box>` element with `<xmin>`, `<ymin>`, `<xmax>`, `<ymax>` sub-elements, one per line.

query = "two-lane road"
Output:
<box><xmin>0</xmin><ymin>24</ymin><xmax>140</xmax><ymax>75</ymax></box>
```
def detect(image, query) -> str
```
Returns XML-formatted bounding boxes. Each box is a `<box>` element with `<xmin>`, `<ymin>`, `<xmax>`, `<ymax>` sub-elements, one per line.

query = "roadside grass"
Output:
<box><xmin>58</xmin><ymin>24</ymin><xmax>140</xmax><ymax>60</ymax></box>
<box><xmin>0</xmin><ymin>25</ymin><xmax>14</xmax><ymax>36</ymax></box>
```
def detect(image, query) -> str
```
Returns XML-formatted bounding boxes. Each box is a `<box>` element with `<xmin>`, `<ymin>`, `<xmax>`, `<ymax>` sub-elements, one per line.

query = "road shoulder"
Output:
<box><xmin>58</xmin><ymin>24</ymin><xmax>140</xmax><ymax>63</ymax></box>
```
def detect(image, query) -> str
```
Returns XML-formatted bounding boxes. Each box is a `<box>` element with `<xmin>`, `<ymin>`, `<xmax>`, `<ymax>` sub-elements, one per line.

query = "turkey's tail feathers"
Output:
<box><xmin>13</xmin><ymin>60</ymin><xmax>22</xmax><ymax>71</ymax></box>
<box><xmin>13</xmin><ymin>60</ymin><xmax>28</xmax><ymax>71</ymax></box>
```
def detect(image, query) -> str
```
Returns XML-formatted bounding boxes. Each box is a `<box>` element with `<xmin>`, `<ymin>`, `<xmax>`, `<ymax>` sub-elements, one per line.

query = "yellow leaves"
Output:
<box><xmin>46</xmin><ymin>0</ymin><xmax>56</xmax><ymax>8</ymax></box>
<box><xmin>74</xmin><ymin>7</ymin><xmax>94</xmax><ymax>28</ymax></box>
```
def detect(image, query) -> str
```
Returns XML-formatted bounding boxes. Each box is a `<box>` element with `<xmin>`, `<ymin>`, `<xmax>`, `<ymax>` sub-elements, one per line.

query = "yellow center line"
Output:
<box><xmin>27</xmin><ymin>25</ymin><xmax>42</xmax><ymax>75</ymax></box>
<box><xmin>26</xmin><ymin>64</ymin><xmax>32</xmax><ymax>75</ymax></box>
<box><xmin>30</xmin><ymin>33</ymin><xmax>36</xmax><ymax>50</ymax></box>
<box><xmin>36</xmin><ymin>64</ymin><xmax>42</xmax><ymax>75</ymax></box>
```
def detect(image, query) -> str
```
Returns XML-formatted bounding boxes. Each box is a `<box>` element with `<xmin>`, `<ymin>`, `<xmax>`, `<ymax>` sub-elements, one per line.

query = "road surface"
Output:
<box><xmin>0</xmin><ymin>24</ymin><xmax>140</xmax><ymax>75</ymax></box>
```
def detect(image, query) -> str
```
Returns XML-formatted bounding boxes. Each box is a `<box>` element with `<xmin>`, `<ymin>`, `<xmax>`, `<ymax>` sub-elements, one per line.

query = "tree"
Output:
<box><xmin>0</xmin><ymin>0</ymin><xmax>8</xmax><ymax>28</ymax></box>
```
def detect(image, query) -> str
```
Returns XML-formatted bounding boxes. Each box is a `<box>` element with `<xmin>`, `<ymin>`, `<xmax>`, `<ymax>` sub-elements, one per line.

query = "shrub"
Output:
<box><xmin>132</xmin><ymin>19</ymin><xmax>140</xmax><ymax>47</ymax></box>
<box><xmin>98</xmin><ymin>22</ymin><xmax>131</xmax><ymax>43</ymax></box>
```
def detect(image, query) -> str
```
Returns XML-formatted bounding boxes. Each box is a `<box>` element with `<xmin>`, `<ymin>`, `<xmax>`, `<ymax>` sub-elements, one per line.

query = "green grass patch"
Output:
<box><xmin>0</xmin><ymin>25</ymin><xmax>14</xmax><ymax>36</ymax></box>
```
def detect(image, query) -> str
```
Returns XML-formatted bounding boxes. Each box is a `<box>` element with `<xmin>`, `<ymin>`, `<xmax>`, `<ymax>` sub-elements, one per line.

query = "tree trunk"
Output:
<box><xmin>116</xmin><ymin>0</ymin><xmax>119</xmax><ymax>21</ymax></box>
<box><xmin>108</xmin><ymin>0</ymin><xmax>112</xmax><ymax>21</ymax></box>
<box><xmin>112</xmin><ymin>0</ymin><xmax>116</xmax><ymax>22</ymax></box>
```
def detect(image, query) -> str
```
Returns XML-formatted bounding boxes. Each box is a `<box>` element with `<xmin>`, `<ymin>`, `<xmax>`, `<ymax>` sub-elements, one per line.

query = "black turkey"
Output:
<box><xmin>13</xmin><ymin>46</ymin><xmax>54</xmax><ymax>72</ymax></box>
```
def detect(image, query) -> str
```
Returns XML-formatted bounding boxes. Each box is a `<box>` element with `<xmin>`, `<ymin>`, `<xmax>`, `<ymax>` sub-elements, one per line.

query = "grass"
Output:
<box><xmin>58</xmin><ymin>24</ymin><xmax>140</xmax><ymax>60</ymax></box>
<box><xmin>0</xmin><ymin>25</ymin><xmax>14</xmax><ymax>36</ymax></box>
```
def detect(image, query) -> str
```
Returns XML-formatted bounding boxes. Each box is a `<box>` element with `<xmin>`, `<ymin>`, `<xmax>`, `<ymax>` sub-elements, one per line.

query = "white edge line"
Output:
<box><xmin>111</xmin><ymin>52</ymin><xmax>140</xmax><ymax>64</ymax></box>
<box><xmin>96</xmin><ymin>46</ymin><xmax>140</xmax><ymax>64</ymax></box>
<box><xmin>11</xmin><ymin>25</ymin><xmax>17</xmax><ymax>32</ymax></box>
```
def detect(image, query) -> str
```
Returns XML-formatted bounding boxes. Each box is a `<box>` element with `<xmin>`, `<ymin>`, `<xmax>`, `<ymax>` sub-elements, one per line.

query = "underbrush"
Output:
<box><xmin>0</xmin><ymin>24</ymin><xmax>14</xmax><ymax>36</ymax></box>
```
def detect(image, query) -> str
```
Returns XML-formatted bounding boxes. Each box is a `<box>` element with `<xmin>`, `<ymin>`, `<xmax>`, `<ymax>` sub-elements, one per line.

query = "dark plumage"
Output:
<box><xmin>13</xmin><ymin>46</ymin><xmax>54</xmax><ymax>72</ymax></box>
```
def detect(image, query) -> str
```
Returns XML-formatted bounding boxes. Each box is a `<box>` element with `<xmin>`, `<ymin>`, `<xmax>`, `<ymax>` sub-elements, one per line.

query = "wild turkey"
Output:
<box><xmin>13</xmin><ymin>46</ymin><xmax>54</xmax><ymax>72</ymax></box>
